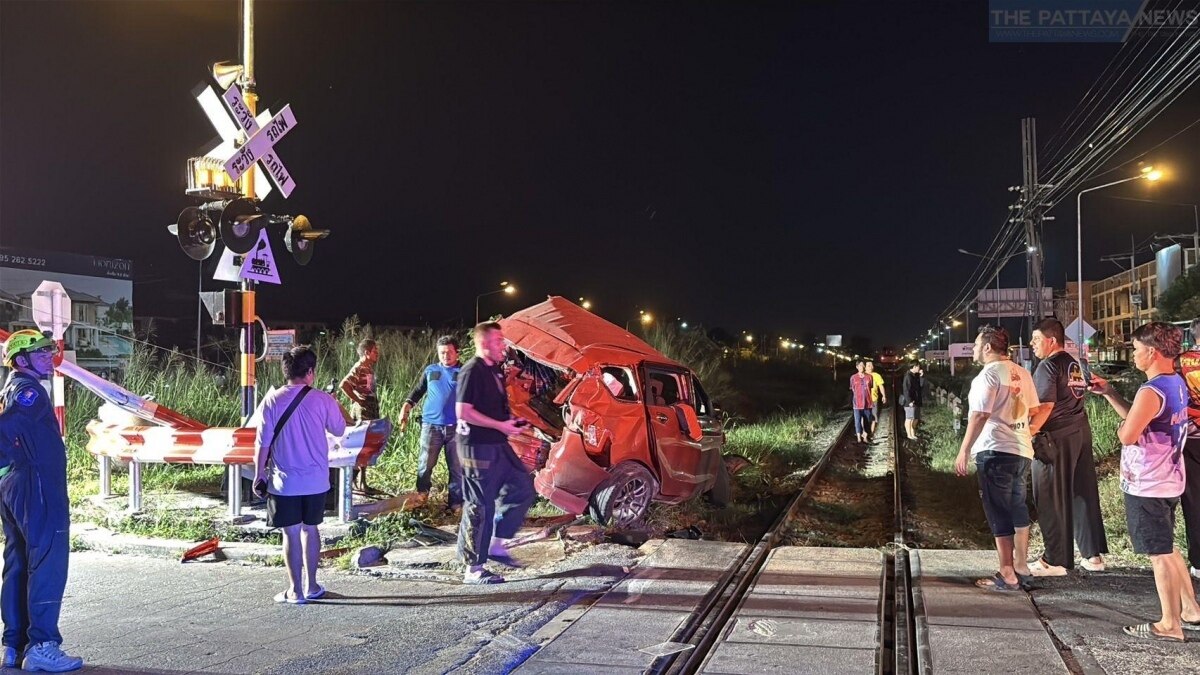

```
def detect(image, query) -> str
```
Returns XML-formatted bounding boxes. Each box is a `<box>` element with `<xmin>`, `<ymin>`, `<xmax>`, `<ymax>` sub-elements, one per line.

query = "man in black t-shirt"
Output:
<box><xmin>1027</xmin><ymin>319</ymin><xmax>1109</xmax><ymax>576</ymax></box>
<box><xmin>454</xmin><ymin>322</ymin><xmax>535</xmax><ymax>585</ymax></box>
<box><xmin>901</xmin><ymin>363</ymin><xmax>923</xmax><ymax>440</ymax></box>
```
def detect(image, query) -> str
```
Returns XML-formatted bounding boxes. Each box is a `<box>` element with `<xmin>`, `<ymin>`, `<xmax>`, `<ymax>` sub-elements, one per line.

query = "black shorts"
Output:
<box><xmin>1123</xmin><ymin>493</ymin><xmax>1178</xmax><ymax>555</ymax></box>
<box><xmin>267</xmin><ymin>492</ymin><xmax>325</xmax><ymax>528</ymax></box>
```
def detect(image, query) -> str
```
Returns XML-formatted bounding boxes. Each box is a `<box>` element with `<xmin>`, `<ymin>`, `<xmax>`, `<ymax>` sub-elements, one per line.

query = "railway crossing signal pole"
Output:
<box><xmin>167</xmin><ymin>0</ymin><xmax>328</xmax><ymax>517</ymax></box>
<box><xmin>237</xmin><ymin>0</ymin><xmax>258</xmax><ymax>432</ymax></box>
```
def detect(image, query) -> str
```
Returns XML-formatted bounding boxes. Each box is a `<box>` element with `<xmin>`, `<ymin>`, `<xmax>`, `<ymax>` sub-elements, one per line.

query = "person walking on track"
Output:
<box><xmin>866</xmin><ymin>360</ymin><xmax>887</xmax><ymax>436</ymax></box>
<box><xmin>850</xmin><ymin>361</ymin><xmax>874</xmax><ymax>443</ymax></box>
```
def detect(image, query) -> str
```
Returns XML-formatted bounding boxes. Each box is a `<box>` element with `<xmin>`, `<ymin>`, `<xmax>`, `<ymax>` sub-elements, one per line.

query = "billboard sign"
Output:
<box><xmin>949</xmin><ymin>343</ymin><xmax>974</xmax><ymax>358</ymax></box>
<box><xmin>1</xmin><ymin>248</ymin><xmax>133</xmax><ymax>377</ymax></box>
<box><xmin>976</xmin><ymin>287</ymin><xmax>1054</xmax><ymax>318</ymax></box>
<box><xmin>1156</xmin><ymin>244</ymin><xmax>1182</xmax><ymax>299</ymax></box>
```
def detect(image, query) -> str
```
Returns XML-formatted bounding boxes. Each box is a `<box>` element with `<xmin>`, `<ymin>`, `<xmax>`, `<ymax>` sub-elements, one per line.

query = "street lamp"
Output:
<box><xmin>578</xmin><ymin>297</ymin><xmax>592</xmax><ymax>311</ymax></box>
<box><xmin>639</xmin><ymin>310</ymin><xmax>653</xmax><ymax>326</ymax></box>
<box><xmin>475</xmin><ymin>281</ymin><xmax>516</xmax><ymax>324</ymax></box>
<box><xmin>1076</xmin><ymin>166</ymin><xmax>1163</xmax><ymax>356</ymax></box>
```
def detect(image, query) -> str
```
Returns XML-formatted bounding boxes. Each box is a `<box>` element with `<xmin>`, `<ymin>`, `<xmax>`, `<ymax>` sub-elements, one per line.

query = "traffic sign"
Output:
<box><xmin>194</xmin><ymin>84</ymin><xmax>273</xmax><ymax>200</ymax></box>
<box><xmin>213</xmin><ymin>246</ymin><xmax>242</xmax><ymax>282</ymax></box>
<box><xmin>31</xmin><ymin>281</ymin><xmax>71</xmax><ymax>340</ymax></box>
<box><xmin>224</xmin><ymin>105</ymin><xmax>297</xmax><ymax>188</ymax></box>
<box><xmin>264</xmin><ymin>329</ymin><xmax>296</xmax><ymax>361</ymax></box>
<box><xmin>239</xmin><ymin>229</ymin><xmax>281</xmax><ymax>284</ymax></box>
<box><xmin>220</xmin><ymin>87</ymin><xmax>296</xmax><ymax>198</ymax></box>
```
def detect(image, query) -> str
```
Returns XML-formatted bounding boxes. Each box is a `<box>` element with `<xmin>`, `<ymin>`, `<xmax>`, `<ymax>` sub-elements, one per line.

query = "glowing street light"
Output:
<box><xmin>578</xmin><ymin>297</ymin><xmax>592</xmax><ymax>310</ymax></box>
<box><xmin>475</xmin><ymin>281</ymin><xmax>517</xmax><ymax>324</ymax></box>
<box><xmin>1075</xmin><ymin>164</ymin><xmax>1166</xmax><ymax>355</ymax></box>
<box><xmin>639</xmin><ymin>310</ymin><xmax>653</xmax><ymax>325</ymax></box>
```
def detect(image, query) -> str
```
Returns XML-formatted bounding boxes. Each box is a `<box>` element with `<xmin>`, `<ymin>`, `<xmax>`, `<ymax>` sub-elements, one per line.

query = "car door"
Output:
<box><xmin>643</xmin><ymin>365</ymin><xmax>707</xmax><ymax>499</ymax></box>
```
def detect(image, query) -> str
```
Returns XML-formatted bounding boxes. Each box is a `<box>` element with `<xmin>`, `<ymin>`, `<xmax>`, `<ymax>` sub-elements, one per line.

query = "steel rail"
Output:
<box><xmin>648</xmin><ymin>416</ymin><xmax>856</xmax><ymax>675</ymax></box>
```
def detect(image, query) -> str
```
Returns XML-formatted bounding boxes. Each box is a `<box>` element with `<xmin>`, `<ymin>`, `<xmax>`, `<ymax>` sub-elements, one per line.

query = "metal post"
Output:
<box><xmin>98</xmin><ymin>456</ymin><xmax>111</xmax><ymax>498</ymax></box>
<box><xmin>129</xmin><ymin>461</ymin><xmax>142</xmax><ymax>513</ymax></box>
<box><xmin>230</xmin><ymin>0</ymin><xmax>258</xmax><ymax>518</ymax></box>
<box><xmin>339</xmin><ymin>467</ymin><xmax>353</xmax><ymax>522</ymax></box>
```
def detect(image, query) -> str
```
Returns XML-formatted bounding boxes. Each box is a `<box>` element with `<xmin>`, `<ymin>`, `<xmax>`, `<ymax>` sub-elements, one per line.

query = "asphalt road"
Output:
<box><xmin>57</xmin><ymin>548</ymin><xmax>637</xmax><ymax>675</ymax></box>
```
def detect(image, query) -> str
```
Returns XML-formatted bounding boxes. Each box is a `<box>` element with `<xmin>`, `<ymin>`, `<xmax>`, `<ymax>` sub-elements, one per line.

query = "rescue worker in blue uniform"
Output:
<box><xmin>0</xmin><ymin>330</ymin><xmax>83</xmax><ymax>672</ymax></box>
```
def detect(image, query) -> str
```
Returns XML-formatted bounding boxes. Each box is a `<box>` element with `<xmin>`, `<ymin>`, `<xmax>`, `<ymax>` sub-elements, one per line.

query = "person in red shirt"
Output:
<box><xmin>850</xmin><ymin>361</ymin><xmax>875</xmax><ymax>443</ymax></box>
<box><xmin>1178</xmin><ymin>317</ymin><xmax>1200</xmax><ymax>580</ymax></box>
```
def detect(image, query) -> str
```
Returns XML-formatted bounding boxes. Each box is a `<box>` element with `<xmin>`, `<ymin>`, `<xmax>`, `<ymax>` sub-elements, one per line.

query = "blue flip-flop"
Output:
<box><xmin>975</xmin><ymin>573</ymin><xmax>1020</xmax><ymax>592</ymax></box>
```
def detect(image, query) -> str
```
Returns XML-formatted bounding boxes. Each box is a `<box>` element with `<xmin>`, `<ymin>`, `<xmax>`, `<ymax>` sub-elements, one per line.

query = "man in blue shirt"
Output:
<box><xmin>399</xmin><ymin>336</ymin><xmax>463</xmax><ymax>509</ymax></box>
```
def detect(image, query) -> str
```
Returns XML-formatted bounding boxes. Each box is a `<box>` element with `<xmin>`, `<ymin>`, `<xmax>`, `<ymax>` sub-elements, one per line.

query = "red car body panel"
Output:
<box><xmin>499</xmin><ymin>296</ymin><xmax>724</xmax><ymax>516</ymax></box>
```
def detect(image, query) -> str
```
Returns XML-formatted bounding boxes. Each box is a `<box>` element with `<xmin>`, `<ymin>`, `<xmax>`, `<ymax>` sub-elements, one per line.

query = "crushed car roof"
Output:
<box><xmin>500</xmin><ymin>296</ymin><xmax>681</xmax><ymax>373</ymax></box>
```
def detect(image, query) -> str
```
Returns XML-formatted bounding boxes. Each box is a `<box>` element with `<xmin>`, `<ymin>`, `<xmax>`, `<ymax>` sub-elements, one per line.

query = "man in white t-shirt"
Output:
<box><xmin>253</xmin><ymin>346</ymin><xmax>348</xmax><ymax>605</ymax></box>
<box><xmin>955</xmin><ymin>326</ymin><xmax>1043</xmax><ymax>592</ymax></box>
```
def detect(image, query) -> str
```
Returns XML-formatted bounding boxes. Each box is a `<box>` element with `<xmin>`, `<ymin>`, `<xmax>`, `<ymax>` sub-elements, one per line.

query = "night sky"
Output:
<box><xmin>2</xmin><ymin>1</ymin><xmax>1198</xmax><ymax>346</ymax></box>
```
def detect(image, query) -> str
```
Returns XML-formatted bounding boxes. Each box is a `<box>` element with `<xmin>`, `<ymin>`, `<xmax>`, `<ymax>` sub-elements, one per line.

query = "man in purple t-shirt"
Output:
<box><xmin>254</xmin><ymin>347</ymin><xmax>348</xmax><ymax>605</ymax></box>
<box><xmin>1090</xmin><ymin>322</ymin><xmax>1200</xmax><ymax>642</ymax></box>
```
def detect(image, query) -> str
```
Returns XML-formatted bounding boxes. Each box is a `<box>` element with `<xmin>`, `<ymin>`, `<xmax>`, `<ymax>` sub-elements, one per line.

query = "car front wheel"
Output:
<box><xmin>588</xmin><ymin>462</ymin><xmax>657</xmax><ymax>528</ymax></box>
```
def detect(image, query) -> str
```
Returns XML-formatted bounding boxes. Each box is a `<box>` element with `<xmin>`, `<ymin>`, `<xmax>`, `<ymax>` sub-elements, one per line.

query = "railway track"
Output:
<box><xmin>643</xmin><ymin>378</ymin><xmax>927</xmax><ymax>675</ymax></box>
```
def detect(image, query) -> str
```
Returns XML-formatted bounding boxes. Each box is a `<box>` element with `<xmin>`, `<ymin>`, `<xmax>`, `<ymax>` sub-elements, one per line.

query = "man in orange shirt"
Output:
<box><xmin>1178</xmin><ymin>317</ymin><xmax>1200</xmax><ymax>580</ymax></box>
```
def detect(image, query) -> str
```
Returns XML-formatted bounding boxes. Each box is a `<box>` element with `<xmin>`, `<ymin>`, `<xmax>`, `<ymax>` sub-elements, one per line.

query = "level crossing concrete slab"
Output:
<box><xmin>516</xmin><ymin>539</ymin><xmax>746</xmax><ymax>674</ymax></box>
<box><xmin>914</xmin><ymin>549</ymin><xmax>1068</xmax><ymax>674</ymax></box>
<box><xmin>699</xmin><ymin>546</ymin><xmax>883</xmax><ymax>674</ymax></box>
<box><xmin>1025</xmin><ymin>566</ymin><xmax>1200</xmax><ymax>674</ymax></box>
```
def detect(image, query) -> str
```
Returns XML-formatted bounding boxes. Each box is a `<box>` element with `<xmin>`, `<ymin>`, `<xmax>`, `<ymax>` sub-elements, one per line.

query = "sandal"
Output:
<box><xmin>305</xmin><ymin>584</ymin><xmax>327</xmax><ymax>600</ymax></box>
<box><xmin>975</xmin><ymin>573</ymin><xmax>1020</xmax><ymax>592</ymax></box>
<box><xmin>1123</xmin><ymin>623</ymin><xmax>1183</xmax><ymax>642</ymax></box>
<box><xmin>1182</xmin><ymin>619</ymin><xmax>1200</xmax><ymax>632</ymax></box>
<box><xmin>273</xmin><ymin>590</ymin><xmax>308</xmax><ymax>605</ymax></box>
<box><xmin>1027</xmin><ymin>559</ymin><xmax>1068</xmax><ymax>577</ymax></box>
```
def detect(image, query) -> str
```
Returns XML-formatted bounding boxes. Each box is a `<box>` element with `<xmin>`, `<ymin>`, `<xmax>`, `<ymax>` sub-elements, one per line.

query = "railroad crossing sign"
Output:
<box><xmin>31</xmin><ymin>281</ymin><xmax>71</xmax><ymax>340</ymax></box>
<box><xmin>194</xmin><ymin>80</ymin><xmax>298</xmax><ymax>198</ymax></box>
<box><xmin>239</xmin><ymin>230</ymin><xmax>281</xmax><ymax>284</ymax></box>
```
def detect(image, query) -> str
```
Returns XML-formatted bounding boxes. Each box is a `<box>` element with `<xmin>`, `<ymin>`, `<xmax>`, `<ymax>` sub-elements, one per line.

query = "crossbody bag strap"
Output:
<box><xmin>264</xmin><ymin>385</ymin><xmax>312</xmax><ymax>470</ymax></box>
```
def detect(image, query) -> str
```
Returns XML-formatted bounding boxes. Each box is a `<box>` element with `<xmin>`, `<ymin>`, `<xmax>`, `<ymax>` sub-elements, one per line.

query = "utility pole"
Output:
<box><xmin>1021</xmin><ymin>118</ymin><xmax>1045</xmax><ymax>329</ymax></box>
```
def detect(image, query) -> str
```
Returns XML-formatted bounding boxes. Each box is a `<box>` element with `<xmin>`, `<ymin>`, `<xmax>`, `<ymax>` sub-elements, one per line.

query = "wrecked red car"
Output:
<box><xmin>499</xmin><ymin>296</ymin><xmax>729</xmax><ymax>528</ymax></box>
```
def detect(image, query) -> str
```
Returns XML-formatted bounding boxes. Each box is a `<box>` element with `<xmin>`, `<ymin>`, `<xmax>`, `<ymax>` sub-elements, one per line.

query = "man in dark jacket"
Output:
<box><xmin>901</xmin><ymin>362</ymin><xmax>923</xmax><ymax>440</ymax></box>
<box><xmin>0</xmin><ymin>330</ymin><xmax>83</xmax><ymax>672</ymax></box>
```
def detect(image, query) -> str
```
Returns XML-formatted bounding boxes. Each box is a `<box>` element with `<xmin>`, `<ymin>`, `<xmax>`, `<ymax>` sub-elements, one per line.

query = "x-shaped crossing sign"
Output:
<box><xmin>194</xmin><ymin>83</ymin><xmax>298</xmax><ymax>198</ymax></box>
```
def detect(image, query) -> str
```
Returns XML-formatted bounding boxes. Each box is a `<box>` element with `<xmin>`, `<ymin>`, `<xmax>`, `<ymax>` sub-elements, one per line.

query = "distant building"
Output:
<box><xmin>1063</xmin><ymin>247</ymin><xmax>1199</xmax><ymax>361</ymax></box>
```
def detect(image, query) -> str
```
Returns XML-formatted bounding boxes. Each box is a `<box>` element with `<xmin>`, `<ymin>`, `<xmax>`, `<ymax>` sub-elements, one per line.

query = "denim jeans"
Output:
<box><xmin>976</xmin><ymin>450</ymin><xmax>1031</xmax><ymax>537</ymax></box>
<box><xmin>853</xmin><ymin>408</ymin><xmax>874</xmax><ymax>435</ymax></box>
<box><xmin>416</xmin><ymin>423</ymin><xmax>462</xmax><ymax>507</ymax></box>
